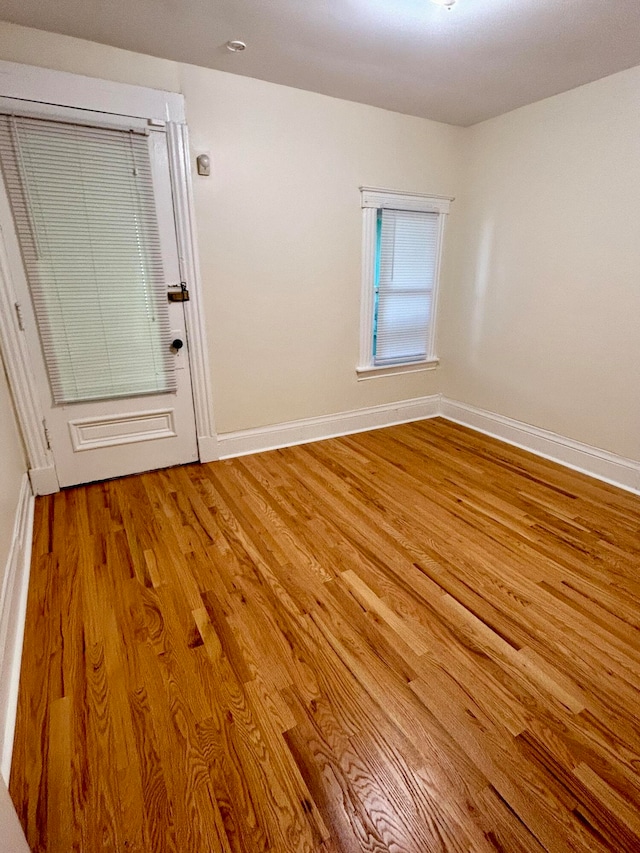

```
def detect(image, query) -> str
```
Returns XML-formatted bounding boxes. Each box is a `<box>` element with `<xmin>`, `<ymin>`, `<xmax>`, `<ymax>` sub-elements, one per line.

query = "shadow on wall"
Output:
<box><xmin>470</xmin><ymin>216</ymin><xmax>494</xmax><ymax>365</ymax></box>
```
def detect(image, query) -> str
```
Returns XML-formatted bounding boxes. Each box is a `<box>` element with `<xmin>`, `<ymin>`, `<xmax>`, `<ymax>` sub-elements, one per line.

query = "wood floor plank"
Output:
<box><xmin>46</xmin><ymin>696</ymin><xmax>72</xmax><ymax>853</ymax></box>
<box><xmin>10</xmin><ymin>418</ymin><xmax>640</xmax><ymax>851</ymax></box>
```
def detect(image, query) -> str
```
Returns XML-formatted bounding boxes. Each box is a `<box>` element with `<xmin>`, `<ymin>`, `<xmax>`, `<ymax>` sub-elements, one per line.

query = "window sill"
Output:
<box><xmin>356</xmin><ymin>358</ymin><xmax>439</xmax><ymax>381</ymax></box>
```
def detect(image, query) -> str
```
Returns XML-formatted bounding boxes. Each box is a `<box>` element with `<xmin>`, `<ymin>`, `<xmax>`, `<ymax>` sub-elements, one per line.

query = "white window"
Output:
<box><xmin>357</xmin><ymin>187</ymin><xmax>452</xmax><ymax>379</ymax></box>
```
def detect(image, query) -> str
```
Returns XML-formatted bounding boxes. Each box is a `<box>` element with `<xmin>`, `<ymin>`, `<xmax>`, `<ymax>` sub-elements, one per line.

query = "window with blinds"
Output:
<box><xmin>374</xmin><ymin>208</ymin><xmax>439</xmax><ymax>366</ymax></box>
<box><xmin>359</xmin><ymin>188</ymin><xmax>451</xmax><ymax>376</ymax></box>
<box><xmin>0</xmin><ymin>114</ymin><xmax>176</xmax><ymax>404</ymax></box>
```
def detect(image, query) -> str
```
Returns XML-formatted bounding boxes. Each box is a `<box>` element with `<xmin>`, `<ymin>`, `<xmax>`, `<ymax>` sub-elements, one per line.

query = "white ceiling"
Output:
<box><xmin>0</xmin><ymin>0</ymin><xmax>639</xmax><ymax>126</ymax></box>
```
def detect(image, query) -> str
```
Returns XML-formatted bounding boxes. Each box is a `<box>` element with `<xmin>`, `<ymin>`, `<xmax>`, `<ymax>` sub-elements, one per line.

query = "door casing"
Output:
<box><xmin>0</xmin><ymin>60</ymin><xmax>218</xmax><ymax>494</ymax></box>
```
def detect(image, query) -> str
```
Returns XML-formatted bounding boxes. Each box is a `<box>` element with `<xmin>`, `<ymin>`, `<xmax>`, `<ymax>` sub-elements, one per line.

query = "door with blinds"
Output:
<box><xmin>0</xmin><ymin>105</ymin><xmax>199</xmax><ymax>487</ymax></box>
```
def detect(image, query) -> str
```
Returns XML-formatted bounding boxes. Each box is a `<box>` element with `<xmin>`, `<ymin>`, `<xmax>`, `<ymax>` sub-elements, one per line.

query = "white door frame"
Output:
<box><xmin>0</xmin><ymin>61</ymin><xmax>218</xmax><ymax>494</ymax></box>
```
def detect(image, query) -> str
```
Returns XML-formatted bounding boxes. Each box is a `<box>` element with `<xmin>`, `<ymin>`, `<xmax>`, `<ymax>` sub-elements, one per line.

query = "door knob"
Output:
<box><xmin>171</xmin><ymin>338</ymin><xmax>184</xmax><ymax>351</ymax></box>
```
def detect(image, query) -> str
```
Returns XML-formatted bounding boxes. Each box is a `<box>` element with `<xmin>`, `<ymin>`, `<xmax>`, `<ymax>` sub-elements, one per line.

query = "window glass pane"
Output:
<box><xmin>0</xmin><ymin>116</ymin><xmax>175</xmax><ymax>403</ymax></box>
<box><xmin>376</xmin><ymin>290</ymin><xmax>431</xmax><ymax>363</ymax></box>
<box><xmin>374</xmin><ymin>208</ymin><xmax>438</xmax><ymax>365</ymax></box>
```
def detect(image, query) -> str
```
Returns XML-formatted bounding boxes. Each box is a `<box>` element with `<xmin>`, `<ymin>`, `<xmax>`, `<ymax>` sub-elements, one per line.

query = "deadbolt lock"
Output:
<box><xmin>168</xmin><ymin>289</ymin><xmax>190</xmax><ymax>302</ymax></box>
<box><xmin>167</xmin><ymin>282</ymin><xmax>190</xmax><ymax>302</ymax></box>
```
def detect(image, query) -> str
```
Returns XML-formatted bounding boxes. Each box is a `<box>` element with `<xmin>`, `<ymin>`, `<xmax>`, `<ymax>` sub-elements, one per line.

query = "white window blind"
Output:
<box><xmin>374</xmin><ymin>208</ymin><xmax>439</xmax><ymax>366</ymax></box>
<box><xmin>0</xmin><ymin>114</ymin><xmax>176</xmax><ymax>404</ymax></box>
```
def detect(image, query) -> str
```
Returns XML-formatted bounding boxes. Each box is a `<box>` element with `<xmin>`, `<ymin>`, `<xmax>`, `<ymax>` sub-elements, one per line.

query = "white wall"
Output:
<box><xmin>0</xmin><ymin>21</ymin><xmax>463</xmax><ymax>434</ymax></box>
<box><xmin>441</xmin><ymin>66</ymin><xmax>640</xmax><ymax>461</ymax></box>
<box><xmin>183</xmin><ymin>66</ymin><xmax>462</xmax><ymax>431</ymax></box>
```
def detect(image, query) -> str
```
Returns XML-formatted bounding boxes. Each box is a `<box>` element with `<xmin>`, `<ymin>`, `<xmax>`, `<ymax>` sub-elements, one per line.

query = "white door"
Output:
<box><xmin>0</xmin><ymin>105</ymin><xmax>199</xmax><ymax>488</ymax></box>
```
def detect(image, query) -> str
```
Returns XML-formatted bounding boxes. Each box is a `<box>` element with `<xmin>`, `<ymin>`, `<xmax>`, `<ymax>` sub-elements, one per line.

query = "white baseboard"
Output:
<box><xmin>216</xmin><ymin>394</ymin><xmax>640</xmax><ymax>495</ymax></box>
<box><xmin>0</xmin><ymin>475</ymin><xmax>34</xmax><ymax>785</ymax></box>
<box><xmin>27</xmin><ymin>465</ymin><xmax>58</xmax><ymax>497</ymax></box>
<box><xmin>440</xmin><ymin>398</ymin><xmax>640</xmax><ymax>496</ymax></box>
<box><xmin>197</xmin><ymin>434</ymin><xmax>220</xmax><ymax>464</ymax></box>
<box><xmin>217</xmin><ymin>395</ymin><xmax>441</xmax><ymax>459</ymax></box>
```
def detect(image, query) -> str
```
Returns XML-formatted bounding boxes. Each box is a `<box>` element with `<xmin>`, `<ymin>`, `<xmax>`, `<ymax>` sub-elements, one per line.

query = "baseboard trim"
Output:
<box><xmin>216</xmin><ymin>394</ymin><xmax>640</xmax><ymax>495</ymax></box>
<box><xmin>197</xmin><ymin>434</ymin><xmax>220</xmax><ymax>464</ymax></box>
<box><xmin>216</xmin><ymin>395</ymin><xmax>441</xmax><ymax>459</ymax></box>
<box><xmin>28</xmin><ymin>465</ymin><xmax>59</xmax><ymax>496</ymax></box>
<box><xmin>0</xmin><ymin>475</ymin><xmax>34</xmax><ymax>785</ymax></box>
<box><xmin>440</xmin><ymin>398</ymin><xmax>640</xmax><ymax>496</ymax></box>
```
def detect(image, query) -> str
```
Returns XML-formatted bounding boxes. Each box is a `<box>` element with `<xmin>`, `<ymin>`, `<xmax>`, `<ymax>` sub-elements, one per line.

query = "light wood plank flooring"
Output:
<box><xmin>10</xmin><ymin>418</ymin><xmax>640</xmax><ymax>852</ymax></box>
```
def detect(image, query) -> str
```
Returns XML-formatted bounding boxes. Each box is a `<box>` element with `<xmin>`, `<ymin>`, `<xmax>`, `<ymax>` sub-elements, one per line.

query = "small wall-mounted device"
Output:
<box><xmin>196</xmin><ymin>153</ymin><xmax>211</xmax><ymax>177</ymax></box>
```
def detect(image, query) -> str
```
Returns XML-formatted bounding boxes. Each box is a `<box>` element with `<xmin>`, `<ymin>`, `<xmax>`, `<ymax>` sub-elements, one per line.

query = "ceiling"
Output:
<box><xmin>0</xmin><ymin>0</ymin><xmax>639</xmax><ymax>126</ymax></box>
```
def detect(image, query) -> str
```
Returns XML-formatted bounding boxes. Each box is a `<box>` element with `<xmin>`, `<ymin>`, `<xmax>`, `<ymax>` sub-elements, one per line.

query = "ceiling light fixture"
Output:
<box><xmin>430</xmin><ymin>0</ymin><xmax>457</xmax><ymax>7</ymax></box>
<box><xmin>226</xmin><ymin>40</ymin><xmax>246</xmax><ymax>52</ymax></box>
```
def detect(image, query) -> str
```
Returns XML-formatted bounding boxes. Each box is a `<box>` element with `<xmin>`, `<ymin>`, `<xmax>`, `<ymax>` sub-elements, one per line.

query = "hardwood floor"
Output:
<box><xmin>9</xmin><ymin>417</ymin><xmax>640</xmax><ymax>852</ymax></box>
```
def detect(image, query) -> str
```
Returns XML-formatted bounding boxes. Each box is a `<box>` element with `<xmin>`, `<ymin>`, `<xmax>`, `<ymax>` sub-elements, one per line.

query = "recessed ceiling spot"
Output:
<box><xmin>226</xmin><ymin>40</ymin><xmax>247</xmax><ymax>52</ymax></box>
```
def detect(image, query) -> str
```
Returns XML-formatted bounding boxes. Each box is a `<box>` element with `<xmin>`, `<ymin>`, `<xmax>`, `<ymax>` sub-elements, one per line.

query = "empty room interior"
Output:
<box><xmin>0</xmin><ymin>0</ymin><xmax>639</xmax><ymax>850</ymax></box>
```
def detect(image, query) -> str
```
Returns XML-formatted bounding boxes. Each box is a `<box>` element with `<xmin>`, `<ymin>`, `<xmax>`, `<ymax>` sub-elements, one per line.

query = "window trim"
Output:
<box><xmin>357</xmin><ymin>186</ymin><xmax>452</xmax><ymax>379</ymax></box>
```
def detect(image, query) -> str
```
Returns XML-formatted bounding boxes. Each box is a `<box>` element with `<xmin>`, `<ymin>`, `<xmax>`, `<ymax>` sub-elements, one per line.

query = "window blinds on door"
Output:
<box><xmin>0</xmin><ymin>114</ymin><xmax>176</xmax><ymax>404</ymax></box>
<box><xmin>374</xmin><ymin>208</ymin><xmax>439</xmax><ymax>366</ymax></box>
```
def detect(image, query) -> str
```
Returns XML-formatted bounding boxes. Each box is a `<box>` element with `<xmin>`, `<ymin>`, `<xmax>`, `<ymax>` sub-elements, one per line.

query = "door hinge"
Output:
<box><xmin>14</xmin><ymin>302</ymin><xmax>24</xmax><ymax>331</ymax></box>
<box><xmin>42</xmin><ymin>419</ymin><xmax>51</xmax><ymax>450</ymax></box>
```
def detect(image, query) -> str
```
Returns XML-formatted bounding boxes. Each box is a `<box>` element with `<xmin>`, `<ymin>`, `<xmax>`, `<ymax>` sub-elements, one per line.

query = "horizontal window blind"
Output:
<box><xmin>373</xmin><ymin>208</ymin><xmax>439</xmax><ymax>366</ymax></box>
<box><xmin>0</xmin><ymin>114</ymin><xmax>176</xmax><ymax>404</ymax></box>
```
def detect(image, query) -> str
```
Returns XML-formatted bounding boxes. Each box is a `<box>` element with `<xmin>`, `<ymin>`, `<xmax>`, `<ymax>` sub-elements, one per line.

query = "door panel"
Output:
<box><xmin>0</xmin><ymin>113</ymin><xmax>199</xmax><ymax>487</ymax></box>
